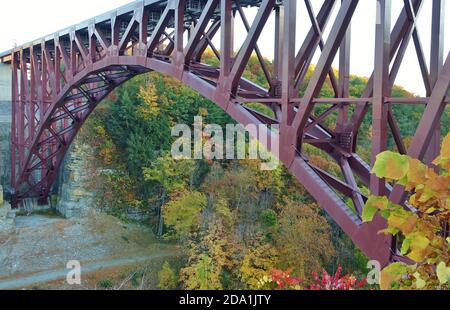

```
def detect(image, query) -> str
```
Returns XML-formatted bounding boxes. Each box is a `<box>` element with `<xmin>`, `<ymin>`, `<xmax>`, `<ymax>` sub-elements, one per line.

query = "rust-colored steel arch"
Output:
<box><xmin>2</xmin><ymin>0</ymin><xmax>449</xmax><ymax>266</ymax></box>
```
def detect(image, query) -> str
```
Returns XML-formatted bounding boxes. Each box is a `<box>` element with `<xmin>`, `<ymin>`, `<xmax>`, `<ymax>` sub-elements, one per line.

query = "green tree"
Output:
<box><xmin>158</xmin><ymin>261</ymin><xmax>178</xmax><ymax>290</ymax></box>
<box><xmin>275</xmin><ymin>201</ymin><xmax>335</xmax><ymax>279</ymax></box>
<box><xmin>163</xmin><ymin>191</ymin><xmax>207</xmax><ymax>239</ymax></box>
<box><xmin>143</xmin><ymin>154</ymin><xmax>195</xmax><ymax>237</ymax></box>
<box><xmin>181</xmin><ymin>254</ymin><xmax>223</xmax><ymax>290</ymax></box>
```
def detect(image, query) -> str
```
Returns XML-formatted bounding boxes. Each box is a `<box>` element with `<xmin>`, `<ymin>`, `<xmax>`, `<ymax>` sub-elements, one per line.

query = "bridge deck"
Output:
<box><xmin>0</xmin><ymin>0</ymin><xmax>263</xmax><ymax>63</ymax></box>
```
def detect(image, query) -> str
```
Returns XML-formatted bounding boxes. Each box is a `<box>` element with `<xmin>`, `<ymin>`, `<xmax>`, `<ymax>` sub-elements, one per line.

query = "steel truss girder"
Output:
<box><xmin>4</xmin><ymin>0</ymin><xmax>449</xmax><ymax>266</ymax></box>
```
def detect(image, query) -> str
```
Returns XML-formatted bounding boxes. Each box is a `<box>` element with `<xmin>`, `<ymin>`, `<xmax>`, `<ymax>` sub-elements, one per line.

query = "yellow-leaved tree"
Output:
<box><xmin>138</xmin><ymin>83</ymin><xmax>159</xmax><ymax>120</ymax></box>
<box><xmin>363</xmin><ymin>133</ymin><xmax>450</xmax><ymax>290</ymax></box>
<box><xmin>275</xmin><ymin>201</ymin><xmax>335</xmax><ymax>280</ymax></box>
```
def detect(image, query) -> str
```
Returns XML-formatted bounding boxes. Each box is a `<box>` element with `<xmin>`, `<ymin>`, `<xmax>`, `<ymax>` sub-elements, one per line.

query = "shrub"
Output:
<box><xmin>158</xmin><ymin>261</ymin><xmax>178</xmax><ymax>290</ymax></box>
<box><xmin>98</xmin><ymin>279</ymin><xmax>113</xmax><ymax>289</ymax></box>
<box><xmin>364</xmin><ymin>133</ymin><xmax>450</xmax><ymax>290</ymax></box>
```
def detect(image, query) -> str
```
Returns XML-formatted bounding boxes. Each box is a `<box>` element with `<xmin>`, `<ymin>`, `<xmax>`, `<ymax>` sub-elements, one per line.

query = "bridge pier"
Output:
<box><xmin>0</xmin><ymin>63</ymin><xmax>14</xmax><ymax>230</ymax></box>
<box><xmin>1</xmin><ymin>63</ymin><xmax>52</xmax><ymax>210</ymax></box>
<box><xmin>0</xmin><ymin>63</ymin><xmax>12</xmax><ymax>193</ymax></box>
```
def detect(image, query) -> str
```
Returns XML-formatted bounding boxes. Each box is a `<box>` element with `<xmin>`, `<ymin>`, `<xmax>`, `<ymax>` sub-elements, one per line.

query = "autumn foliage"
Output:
<box><xmin>79</xmin><ymin>51</ymin><xmax>427</xmax><ymax>290</ymax></box>
<box><xmin>309</xmin><ymin>266</ymin><xmax>366</xmax><ymax>290</ymax></box>
<box><xmin>364</xmin><ymin>133</ymin><xmax>450</xmax><ymax>290</ymax></box>
<box><xmin>263</xmin><ymin>266</ymin><xmax>366</xmax><ymax>290</ymax></box>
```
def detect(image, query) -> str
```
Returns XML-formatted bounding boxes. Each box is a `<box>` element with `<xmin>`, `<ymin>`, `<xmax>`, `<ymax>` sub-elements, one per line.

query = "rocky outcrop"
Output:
<box><xmin>56</xmin><ymin>142</ymin><xmax>95</xmax><ymax>218</ymax></box>
<box><xmin>0</xmin><ymin>185</ymin><xmax>15</xmax><ymax>232</ymax></box>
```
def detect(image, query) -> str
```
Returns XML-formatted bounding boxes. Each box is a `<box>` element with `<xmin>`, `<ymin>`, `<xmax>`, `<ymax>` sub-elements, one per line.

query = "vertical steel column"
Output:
<box><xmin>220</xmin><ymin>0</ymin><xmax>234</xmax><ymax>79</ymax></box>
<box><xmin>139</xmin><ymin>4</ymin><xmax>149</xmax><ymax>47</ymax></box>
<box><xmin>277</xmin><ymin>0</ymin><xmax>296</xmax><ymax>165</ymax></box>
<box><xmin>111</xmin><ymin>14</ymin><xmax>120</xmax><ymax>56</ymax></box>
<box><xmin>11</xmin><ymin>52</ymin><xmax>19</xmax><ymax>192</ymax></box>
<box><xmin>70</xmin><ymin>35</ymin><xmax>78</xmax><ymax>76</ymax></box>
<box><xmin>426</xmin><ymin>0</ymin><xmax>445</xmax><ymax>164</ymax></box>
<box><xmin>281</xmin><ymin>0</ymin><xmax>296</xmax><ymax>126</ymax></box>
<box><xmin>18</xmin><ymin>50</ymin><xmax>28</xmax><ymax>174</ymax></box>
<box><xmin>30</xmin><ymin>47</ymin><xmax>41</xmax><ymax>143</ymax></box>
<box><xmin>430</xmin><ymin>0</ymin><xmax>445</xmax><ymax>88</ymax></box>
<box><xmin>41</xmin><ymin>42</ymin><xmax>48</xmax><ymax>120</ymax></box>
<box><xmin>89</xmin><ymin>24</ymin><xmax>96</xmax><ymax>63</ymax></box>
<box><xmin>54</xmin><ymin>40</ymin><xmax>62</xmax><ymax>95</ymax></box>
<box><xmin>54</xmin><ymin>40</ymin><xmax>62</xmax><ymax>169</ymax></box>
<box><xmin>272</xmin><ymin>4</ymin><xmax>284</xmax><ymax>120</ymax></box>
<box><xmin>40</xmin><ymin>42</ymin><xmax>49</xmax><ymax>187</ymax></box>
<box><xmin>273</xmin><ymin>5</ymin><xmax>284</xmax><ymax>82</ymax></box>
<box><xmin>370</xmin><ymin>0</ymin><xmax>391</xmax><ymax>196</ymax></box>
<box><xmin>337</xmin><ymin>0</ymin><xmax>351</xmax><ymax>131</ymax></box>
<box><xmin>174</xmin><ymin>0</ymin><xmax>185</xmax><ymax>70</ymax></box>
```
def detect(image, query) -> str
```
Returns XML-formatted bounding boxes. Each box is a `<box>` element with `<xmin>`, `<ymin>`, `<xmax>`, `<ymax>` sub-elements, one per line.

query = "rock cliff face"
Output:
<box><xmin>56</xmin><ymin>141</ymin><xmax>152</xmax><ymax>221</ymax></box>
<box><xmin>56</xmin><ymin>142</ymin><xmax>95</xmax><ymax>218</ymax></box>
<box><xmin>0</xmin><ymin>185</ymin><xmax>15</xmax><ymax>232</ymax></box>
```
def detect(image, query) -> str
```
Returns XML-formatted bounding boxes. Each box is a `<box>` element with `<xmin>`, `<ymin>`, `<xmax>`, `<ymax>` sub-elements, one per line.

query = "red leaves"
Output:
<box><xmin>309</xmin><ymin>266</ymin><xmax>366</xmax><ymax>290</ymax></box>
<box><xmin>270</xmin><ymin>268</ymin><xmax>301</xmax><ymax>289</ymax></box>
<box><xmin>270</xmin><ymin>265</ymin><xmax>366</xmax><ymax>290</ymax></box>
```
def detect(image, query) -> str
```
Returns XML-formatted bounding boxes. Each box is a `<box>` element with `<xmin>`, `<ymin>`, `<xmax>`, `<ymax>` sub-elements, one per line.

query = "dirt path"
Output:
<box><xmin>0</xmin><ymin>253</ymin><xmax>174</xmax><ymax>289</ymax></box>
<box><xmin>0</xmin><ymin>210</ymin><xmax>179</xmax><ymax>289</ymax></box>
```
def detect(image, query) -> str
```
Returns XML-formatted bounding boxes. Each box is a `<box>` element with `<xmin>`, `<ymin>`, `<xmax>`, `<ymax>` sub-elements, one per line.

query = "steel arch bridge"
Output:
<box><xmin>0</xmin><ymin>0</ymin><xmax>449</xmax><ymax>266</ymax></box>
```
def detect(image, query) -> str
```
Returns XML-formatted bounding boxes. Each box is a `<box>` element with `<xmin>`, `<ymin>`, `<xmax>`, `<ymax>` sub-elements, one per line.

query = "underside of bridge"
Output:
<box><xmin>0</xmin><ymin>0</ymin><xmax>449</xmax><ymax>265</ymax></box>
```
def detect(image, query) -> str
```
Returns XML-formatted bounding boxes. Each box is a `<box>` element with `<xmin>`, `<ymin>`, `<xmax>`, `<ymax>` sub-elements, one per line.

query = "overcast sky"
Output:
<box><xmin>0</xmin><ymin>0</ymin><xmax>448</xmax><ymax>96</ymax></box>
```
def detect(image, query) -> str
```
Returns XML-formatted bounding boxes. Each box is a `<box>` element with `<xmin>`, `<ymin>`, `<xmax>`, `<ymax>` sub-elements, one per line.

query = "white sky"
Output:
<box><xmin>0</xmin><ymin>0</ymin><xmax>448</xmax><ymax>96</ymax></box>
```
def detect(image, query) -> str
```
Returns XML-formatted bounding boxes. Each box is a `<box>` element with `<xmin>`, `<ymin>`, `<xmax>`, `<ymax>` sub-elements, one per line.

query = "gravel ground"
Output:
<box><xmin>0</xmin><ymin>209</ymin><xmax>177</xmax><ymax>282</ymax></box>
<box><xmin>0</xmin><ymin>253</ymin><xmax>175</xmax><ymax>289</ymax></box>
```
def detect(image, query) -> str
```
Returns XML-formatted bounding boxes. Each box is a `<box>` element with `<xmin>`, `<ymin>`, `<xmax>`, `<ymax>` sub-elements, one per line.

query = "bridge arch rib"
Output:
<box><xmin>4</xmin><ymin>0</ymin><xmax>449</xmax><ymax>266</ymax></box>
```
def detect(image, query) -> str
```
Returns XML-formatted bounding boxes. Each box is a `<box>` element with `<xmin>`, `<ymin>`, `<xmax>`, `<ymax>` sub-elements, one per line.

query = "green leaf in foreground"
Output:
<box><xmin>371</xmin><ymin>151</ymin><xmax>409</xmax><ymax>180</ymax></box>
